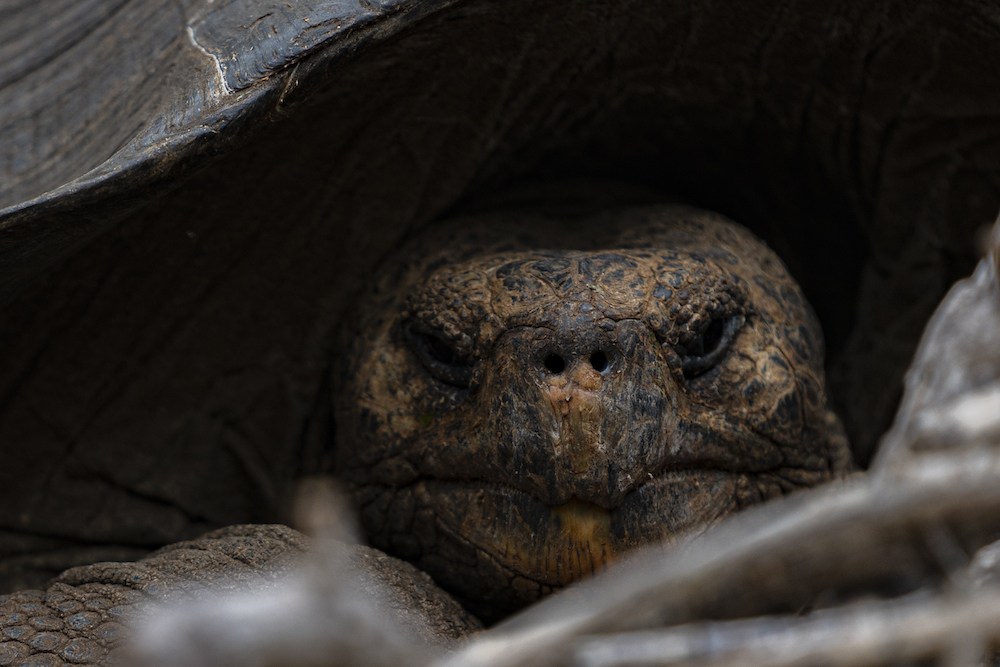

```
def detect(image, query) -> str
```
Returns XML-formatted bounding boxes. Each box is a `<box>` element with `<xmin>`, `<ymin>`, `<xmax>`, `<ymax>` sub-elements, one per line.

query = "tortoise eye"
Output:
<box><xmin>404</xmin><ymin>325</ymin><xmax>474</xmax><ymax>388</ymax></box>
<box><xmin>677</xmin><ymin>315</ymin><xmax>744</xmax><ymax>378</ymax></box>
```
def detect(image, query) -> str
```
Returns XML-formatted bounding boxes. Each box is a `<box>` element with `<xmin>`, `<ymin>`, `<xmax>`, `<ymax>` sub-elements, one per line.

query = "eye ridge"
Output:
<box><xmin>677</xmin><ymin>314</ymin><xmax>744</xmax><ymax>378</ymax></box>
<box><xmin>404</xmin><ymin>324</ymin><xmax>474</xmax><ymax>387</ymax></box>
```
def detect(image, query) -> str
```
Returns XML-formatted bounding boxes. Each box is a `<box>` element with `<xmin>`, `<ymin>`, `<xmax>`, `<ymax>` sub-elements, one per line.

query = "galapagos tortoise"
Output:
<box><xmin>335</xmin><ymin>200</ymin><xmax>852</xmax><ymax>620</ymax></box>
<box><xmin>0</xmin><ymin>0</ymin><xmax>999</xmax><ymax>660</ymax></box>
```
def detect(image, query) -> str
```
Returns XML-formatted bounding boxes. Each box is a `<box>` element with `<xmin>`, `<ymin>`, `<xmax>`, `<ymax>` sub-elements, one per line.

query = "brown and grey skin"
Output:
<box><xmin>335</xmin><ymin>204</ymin><xmax>853</xmax><ymax>621</ymax></box>
<box><xmin>0</xmin><ymin>525</ymin><xmax>480</xmax><ymax>665</ymax></box>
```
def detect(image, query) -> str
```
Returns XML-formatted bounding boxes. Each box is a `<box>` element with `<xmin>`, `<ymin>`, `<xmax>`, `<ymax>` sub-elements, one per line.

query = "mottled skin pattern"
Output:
<box><xmin>335</xmin><ymin>204</ymin><xmax>853</xmax><ymax>620</ymax></box>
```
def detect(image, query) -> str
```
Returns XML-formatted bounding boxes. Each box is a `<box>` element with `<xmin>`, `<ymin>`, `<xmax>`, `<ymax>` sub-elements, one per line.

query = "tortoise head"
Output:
<box><xmin>334</xmin><ymin>203</ymin><xmax>851</xmax><ymax>620</ymax></box>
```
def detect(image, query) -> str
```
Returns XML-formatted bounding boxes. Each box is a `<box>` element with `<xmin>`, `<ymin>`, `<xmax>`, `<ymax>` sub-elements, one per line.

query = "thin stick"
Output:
<box><xmin>575</xmin><ymin>589</ymin><xmax>999</xmax><ymax>667</ymax></box>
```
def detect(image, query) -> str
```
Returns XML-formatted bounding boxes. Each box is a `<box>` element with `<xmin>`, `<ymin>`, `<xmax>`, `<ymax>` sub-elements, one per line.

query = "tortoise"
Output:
<box><xmin>334</xmin><ymin>198</ymin><xmax>852</xmax><ymax>619</ymax></box>
<box><xmin>0</xmin><ymin>0</ymin><xmax>998</xmax><ymax>660</ymax></box>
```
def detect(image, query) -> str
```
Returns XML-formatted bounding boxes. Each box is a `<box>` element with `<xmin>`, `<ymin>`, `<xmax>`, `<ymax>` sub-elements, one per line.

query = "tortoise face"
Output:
<box><xmin>334</xmin><ymin>205</ymin><xmax>850</xmax><ymax>620</ymax></box>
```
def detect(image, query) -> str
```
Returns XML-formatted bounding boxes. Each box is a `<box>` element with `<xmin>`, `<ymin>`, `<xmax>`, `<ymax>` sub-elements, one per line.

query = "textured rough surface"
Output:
<box><xmin>0</xmin><ymin>0</ymin><xmax>461</xmax><ymax>301</ymax></box>
<box><xmin>335</xmin><ymin>203</ymin><xmax>852</xmax><ymax>619</ymax></box>
<box><xmin>0</xmin><ymin>524</ymin><xmax>308</xmax><ymax>665</ymax></box>
<box><xmin>0</xmin><ymin>524</ymin><xmax>478</xmax><ymax>665</ymax></box>
<box><xmin>345</xmin><ymin>543</ymin><xmax>483</xmax><ymax>645</ymax></box>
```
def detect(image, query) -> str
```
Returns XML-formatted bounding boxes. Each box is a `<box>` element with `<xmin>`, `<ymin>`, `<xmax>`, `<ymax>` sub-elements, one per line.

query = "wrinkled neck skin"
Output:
<box><xmin>334</xmin><ymin>203</ymin><xmax>852</xmax><ymax>622</ymax></box>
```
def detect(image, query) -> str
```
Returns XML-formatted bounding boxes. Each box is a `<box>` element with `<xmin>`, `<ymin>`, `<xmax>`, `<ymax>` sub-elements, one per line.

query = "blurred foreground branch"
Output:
<box><xmin>576</xmin><ymin>588</ymin><xmax>1000</xmax><ymax>667</ymax></box>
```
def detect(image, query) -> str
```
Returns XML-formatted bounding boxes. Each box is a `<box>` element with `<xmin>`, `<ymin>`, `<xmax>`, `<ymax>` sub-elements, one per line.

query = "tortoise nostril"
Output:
<box><xmin>589</xmin><ymin>351</ymin><xmax>609</xmax><ymax>373</ymax></box>
<box><xmin>544</xmin><ymin>354</ymin><xmax>566</xmax><ymax>374</ymax></box>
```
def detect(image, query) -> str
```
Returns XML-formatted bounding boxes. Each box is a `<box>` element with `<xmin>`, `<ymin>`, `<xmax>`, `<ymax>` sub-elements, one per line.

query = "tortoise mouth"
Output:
<box><xmin>350</xmin><ymin>473</ymin><xmax>767</xmax><ymax>621</ymax></box>
<box><xmin>360</xmin><ymin>472</ymin><xmax>757</xmax><ymax>600</ymax></box>
<box><xmin>357</xmin><ymin>455</ymin><xmax>835</xmax><ymax>619</ymax></box>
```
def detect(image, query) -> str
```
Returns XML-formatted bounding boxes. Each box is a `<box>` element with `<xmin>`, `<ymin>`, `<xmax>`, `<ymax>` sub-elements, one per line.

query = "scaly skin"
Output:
<box><xmin>335</xmin><ymin>204</ymin><xmax>853</xmax><ymax>620</ymax></box>
<box><xmin>0</xmin><ymin>525</ymin><xmax>308</xmax><ymax>666</ymax></box>
<box><xmin>0</xmin><ymin>525</ymin><xmax>480</xmax><ymax>665</ymax></box>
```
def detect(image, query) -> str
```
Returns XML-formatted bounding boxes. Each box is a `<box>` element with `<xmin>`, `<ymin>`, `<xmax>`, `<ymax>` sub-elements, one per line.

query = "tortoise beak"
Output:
<box><xmin>546</xmin><ymin>498</ymin><xmax>614</xmax><ymax>584</ymax></box>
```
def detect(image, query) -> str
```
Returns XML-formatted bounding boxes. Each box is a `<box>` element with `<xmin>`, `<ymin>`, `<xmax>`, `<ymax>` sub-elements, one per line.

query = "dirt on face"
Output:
<box><xmin>334</xmin><ymin>204</ymin><xmax>853</xmax><ymax>620</ymax></box>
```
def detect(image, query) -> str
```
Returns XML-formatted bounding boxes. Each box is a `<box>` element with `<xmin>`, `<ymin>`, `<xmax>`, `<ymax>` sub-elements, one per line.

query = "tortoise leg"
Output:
<box><xmin>0</xmin><ymin>524</ymin><xmax>479</xmax><ymax>666</ymax></box>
